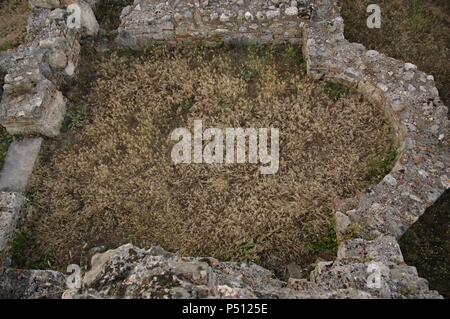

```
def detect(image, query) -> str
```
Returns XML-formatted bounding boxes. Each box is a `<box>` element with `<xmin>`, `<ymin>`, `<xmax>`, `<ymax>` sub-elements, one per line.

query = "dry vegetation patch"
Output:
<box><xmin>16</xmin><ymin>44</ymin><xmax>396</xmax><ymax>275</ymax></box>
<box><xmin>0</xmin><ymin>0</ymin><xmax>29</xmax><ymax>51</ymax></box>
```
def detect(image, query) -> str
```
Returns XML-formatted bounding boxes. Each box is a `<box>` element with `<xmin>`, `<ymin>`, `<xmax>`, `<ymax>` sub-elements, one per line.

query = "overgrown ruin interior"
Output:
<box><xmin>0</xmin><ymin>0</ymin><xmax>448</xmax><ymax>299</ymax></box>
<box><xmin>16</xmin><ymin>43</ymin><xmax>396</xmax><ymax>275</ymax></box>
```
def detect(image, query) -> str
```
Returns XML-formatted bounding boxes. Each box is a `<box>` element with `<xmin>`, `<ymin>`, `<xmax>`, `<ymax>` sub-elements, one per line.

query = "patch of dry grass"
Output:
<box><xmin>339</xmin><ymin>0</ymin><xmax>450</xmax><ymax>109</ymax></box>
<box><xmin>19</xmin><ymin>44</ymin><xmax>396</xmax><ymax>274</ymax></box>
<box><xmin>0</xmin><ymin>0</ymin><xmax>29</xmax><ymax>51</ymax></box>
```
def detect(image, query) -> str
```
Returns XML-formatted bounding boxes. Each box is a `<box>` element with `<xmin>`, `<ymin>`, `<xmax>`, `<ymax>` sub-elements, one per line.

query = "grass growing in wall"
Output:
<box><xmin>0</xmin><ymin>41</ymin><xmax>14</xmax><ymax>52</ymax></box>
<box><xmin>308</xmin><ymin>208</ymin><xmax>339</xmax><ymax>256</ymax></box>
<box><xmin>365</xmin><ymin>148</ymin><xmax>399</xmax><ymax>185</ymax></box>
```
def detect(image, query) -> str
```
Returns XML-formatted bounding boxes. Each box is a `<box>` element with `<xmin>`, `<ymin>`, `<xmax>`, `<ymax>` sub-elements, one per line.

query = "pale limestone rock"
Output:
<box><xmin>285</xmin><ymin>6</ymin><xmax>298</xmax><ymax>16</ymax></box>
<box><xmin>28</xmin><ymin>0</ymin><xmax>61</xmax><ymax>9</ymax></box>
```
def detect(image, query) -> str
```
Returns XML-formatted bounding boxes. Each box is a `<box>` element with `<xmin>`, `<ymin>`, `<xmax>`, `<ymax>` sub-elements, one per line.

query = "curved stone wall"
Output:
<box><xmin>303</xmin><ymin>0</ymin><xmax>448</xmax><ymax>240</ymax></box>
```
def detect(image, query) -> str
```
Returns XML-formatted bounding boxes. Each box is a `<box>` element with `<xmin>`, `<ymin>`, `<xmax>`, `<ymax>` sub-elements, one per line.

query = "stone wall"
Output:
<box><xmin>116</xmin><ymin>0</ymin><xmax>312</xmax><ymax>47</ymax></box>
<box><xmin>0</xmin><ymin>0</ymin><xmax>100</xmax><ymax>289</ymax></box>
<box><xmin>303</xmin><ymin>0</ymin><xmax>448</xmax><ymax>239</ymax></box>
<box><xmin>0</xmin><ymin>0</ymin><xmax>98</xmax><ymax>137</ymax></box>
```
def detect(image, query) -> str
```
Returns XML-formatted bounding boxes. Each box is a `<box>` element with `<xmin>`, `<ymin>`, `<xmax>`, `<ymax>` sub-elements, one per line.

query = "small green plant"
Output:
<box><xmin>62</xmin><ymin>111</ymin><xmax>82</xmax><ymax>132</ymax></box>
<box><xmin>29</xmin><ymin>259</ymin><xmax>53</xmax><ymax>270</ymax></box>
<box><xmin>118</xmin><ymin>46</ymin><xmax>140</xmax><ymax>57</ymax></box>
<box><xmin>0</xmin><ymin>41</ymin><xmax>14</xmax><ymax>52</ymax></box>
<box><xmin>10</xmin><ymin>231</ymin><xmax>31</xmax><ymax>268</ymax></box>
<box><xmin>10</xmin><ymin>231</ymin><xmax>52</xmax><ymax>269</ymax></box>
<box><xmin>308</xmin><ymin>208</ymin><xmax>339</xmax><ymax>257</ymax></box>
<box><xmin>238</xmin><ymin>64</ymin><xmax>259</xmax><ymax>82</ymax></box>
<box><xmin>409</xmin><ymin>11</ymin><xmax>431</xmax><ymax>31</ymax></box>
<box><xmin>241</xmin><ymin>239</ymin><xmax>259</xmax><ymax>261</ymax></box>
<box><xmin>325</xmin><ymin>82</ymin><xmax>349</xmax><ymax>101</ymax></box>
<box><xmin>366</xmin><ymin>148</ymin><xmax>398</xmax><ymax>184</ymax></box>
<box><xmin>98</xmin><ymin>29</ymin><xmax>113</xmax><ymax>39</ymax></box>
<box><xmin>284</xmin><ymin>44</ymin><xmax>303</xmax><ymax>67</ymax></box>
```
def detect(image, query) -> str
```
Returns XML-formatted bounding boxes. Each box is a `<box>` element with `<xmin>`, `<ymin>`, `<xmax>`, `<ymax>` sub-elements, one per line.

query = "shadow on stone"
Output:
<box><xmin>96</xmin><ymin>0</ymin><xmax>134</xmax><ymax>31</ymax></box>
<box><xmin>0</xmin><ymin>70</ymin><xmax>5</xmax><ymax>104</ymax></box>
<box><xmin>399</xmin><ymin>189</ymin><xmax>450</xmax><ymax>298</ymax></box>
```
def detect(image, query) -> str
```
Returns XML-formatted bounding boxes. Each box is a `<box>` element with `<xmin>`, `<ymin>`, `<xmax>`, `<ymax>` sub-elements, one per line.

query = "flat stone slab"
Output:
<box><xmin>0</xmin><ymin>192</ymin><xmax>25</xmax><ymax>258</ymax></box>
<box><xmin>0</xmin><ymin>138</ymin><xmax>43</xmax><ymax>193</ymax></box>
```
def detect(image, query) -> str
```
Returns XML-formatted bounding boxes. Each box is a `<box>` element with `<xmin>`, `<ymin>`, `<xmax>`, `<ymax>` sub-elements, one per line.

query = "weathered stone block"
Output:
<box><xmin>0</xmin><ymin>138</ymin><xmax>43</xmax><ymax>193</ymax></box>
<box><xmin>0</xmin><ymin>77</ymin><xmax>66</xmax><ymax>137</ymax></box>
<box><xmin>68</xmin><ymin>0</ymin><xmax>99</xmax><ymax>36</ymax></box>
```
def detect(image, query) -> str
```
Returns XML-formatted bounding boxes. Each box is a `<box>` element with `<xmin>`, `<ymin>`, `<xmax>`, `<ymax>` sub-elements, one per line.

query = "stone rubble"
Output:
<box><xmin>60</xmin><ymin>241</ymin><xmax>441</xmax><ymax>299</ymax></box>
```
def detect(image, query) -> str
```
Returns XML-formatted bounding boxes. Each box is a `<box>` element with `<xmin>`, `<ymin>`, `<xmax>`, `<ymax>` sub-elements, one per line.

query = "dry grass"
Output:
<box><xmin>18</xmin><ymin>44</ymin><xmax>396</xmax><ymax>274</ymax></box>
<box><xmin>0</xmin><ymin>0</ymin><xmax>29</xmax><ymax>51</ymax></box>
<box><xmin>339</xmin><ymin>0</ymin><xmax>450</xmax><ymax>109</ymax></box>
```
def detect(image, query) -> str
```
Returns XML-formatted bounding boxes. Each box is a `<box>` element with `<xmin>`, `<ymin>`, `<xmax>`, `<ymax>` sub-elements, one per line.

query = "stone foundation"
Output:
<box><xmin>116</xmin><ymin>0</ymin><xmax>311</xmax><ymax>48</ymax></box>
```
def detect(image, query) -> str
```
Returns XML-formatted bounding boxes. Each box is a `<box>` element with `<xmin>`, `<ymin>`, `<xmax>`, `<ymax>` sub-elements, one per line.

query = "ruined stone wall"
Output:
<box><xmin>0</xmin><ymin>0</ymin><xmax>99</xmax><ymax>268</ymax></box>
<box><xmin>0</xmin><ymin>1</ymin><xmax>98</xmax><ymax>137</ymax></box>
<box><xmin>116</xmin><ymin>0</ymin><xmax>312</xmax><ymax>47</ymax></box>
